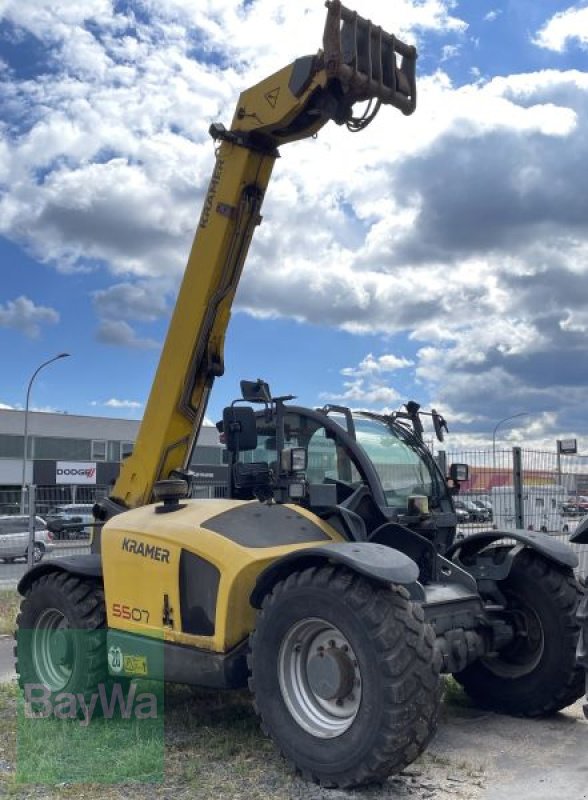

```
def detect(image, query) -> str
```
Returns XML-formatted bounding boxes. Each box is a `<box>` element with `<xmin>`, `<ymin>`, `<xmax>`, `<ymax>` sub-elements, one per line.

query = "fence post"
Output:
<box><xmin>436</xmin><ymin>450</ymin><xmax>447</xmax><ymax>478</ymax></box>
<box><xmin>27</xmin><ymin>484</ymin><xmax>36</xmax><ymax>569</ymax></box>
<box><xmin>512</xmin><ymin>447</ymin><xmax>524</xmax><ymax>529</ymax></box>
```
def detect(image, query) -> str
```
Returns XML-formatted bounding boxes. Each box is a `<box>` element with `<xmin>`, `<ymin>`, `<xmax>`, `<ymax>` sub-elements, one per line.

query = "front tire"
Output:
<box><xmin>249</xmin><ymin>566</ymin><xmax>441</xmax><ymax>788</ymax></box>
<box><xmin>454</xmin><ymin>551</ymin><xmax>583</xmax><ymax>716</ymax></box>
<box><xmin>15</xmin><ymin>572</ymin><xmax>107</xmax><ymax>702</ymax></box>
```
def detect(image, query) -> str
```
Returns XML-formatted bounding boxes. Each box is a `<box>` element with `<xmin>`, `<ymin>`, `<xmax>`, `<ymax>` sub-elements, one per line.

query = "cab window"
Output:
<box><xmin>353</xmin><ymin>416</ymin><xmax>434</xmax><ymax>507</ymax></box>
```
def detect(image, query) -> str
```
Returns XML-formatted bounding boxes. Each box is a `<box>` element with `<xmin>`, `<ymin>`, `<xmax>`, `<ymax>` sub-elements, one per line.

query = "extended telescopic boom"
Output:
<box><xmin>102</xmin><ymin>1</ymin><xmax>417</xmax><ymax>516</ymax></box>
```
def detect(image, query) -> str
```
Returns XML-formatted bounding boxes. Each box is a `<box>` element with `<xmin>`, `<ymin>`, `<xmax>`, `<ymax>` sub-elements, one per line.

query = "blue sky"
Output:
<box><xmin>0</xmin><ymin>0</ymin><xmax>587</xmax><ymax>450</ymax></box>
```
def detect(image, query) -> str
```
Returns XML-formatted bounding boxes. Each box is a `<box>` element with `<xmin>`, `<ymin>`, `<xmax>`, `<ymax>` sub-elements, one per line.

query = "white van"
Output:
<box><xmin>491</xmin><ymin>485</ymin><xmax>567</xmax><ymax>533</ymax></box>
<box><xmin>0</xmin><ymin>515</ymin><xmax>54</xmax><ymax>563</ymax></box>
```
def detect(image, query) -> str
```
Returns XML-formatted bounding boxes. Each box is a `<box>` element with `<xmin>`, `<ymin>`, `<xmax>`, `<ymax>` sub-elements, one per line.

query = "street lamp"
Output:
<box><xmin>21</xmin><ymin>353</ymin><xmax>71</xmax><ymax>512</ymax></box>
<box><xmin>492</xmin><ymin>412</ymin><xmax>530</xmax><ymax>471</ymax></box>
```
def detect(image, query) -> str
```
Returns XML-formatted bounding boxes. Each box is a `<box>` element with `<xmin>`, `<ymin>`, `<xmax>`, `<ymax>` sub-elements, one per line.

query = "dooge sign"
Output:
<box><xmin>56</xmin><ymin>461</ymin><xmax>97</xmax><ymax>484</ymax></box>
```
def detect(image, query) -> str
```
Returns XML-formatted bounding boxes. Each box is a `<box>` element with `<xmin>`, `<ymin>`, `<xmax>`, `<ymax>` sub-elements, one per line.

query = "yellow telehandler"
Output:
<box><xmin>15</xmin><ymin>0</ymin><xmax>584</xmax><ymax>787</ymax></box>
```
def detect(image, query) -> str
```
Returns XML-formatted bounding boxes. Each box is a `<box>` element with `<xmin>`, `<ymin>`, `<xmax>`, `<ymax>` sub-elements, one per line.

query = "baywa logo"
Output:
<box><xmin>57</xmin><ymin>467</ymin><xmax>97</xmax><ymax>478</ymax></box>
<box><xmin>24</xmin><ymin>682</ymin><xmax>158</xmax><ymax>727</ymax></box>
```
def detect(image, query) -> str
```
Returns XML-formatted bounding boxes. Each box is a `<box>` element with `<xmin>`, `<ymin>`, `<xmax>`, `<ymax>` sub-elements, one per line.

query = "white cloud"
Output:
<box><xmin>0</xmin><ymin>2</ymin><xmax>588</xmax><ymax>445</ymax></box>
<box><xmin>0</xmin><ymin>402</ymin><xmax>15</xmax><ymax>409</ymax></box>
<box><xmin>484</xmin><ymin>10</ymin><xmax>502</xmax><ymax>23</ymax></box>
<box><xmin>341</xmin><ymin>353</ymin><xmax>414</xmax><ymax>378</ymax></box>
<box><xmin>320</xmin><ymin>379</ymin><xmax>402</xmax><ymax>410</ymax></box>
<box><xmin>96</xmin><ymin>319</ymin><xmax>159</xmax><ymax>349</ymax></box>
<box><xmin>534</xmin><ymin>5</ymin><xmax>588</xmax><ymax>52</ymax></box>
<box><xmin>103</xmin><ymin>398</ymin><xmax>143</xmax><ymax>409</ymax></box>
<box><xmin>0</xmin><ymin>296</ymin><xmax>59</xmax><ymax>337</ymax></box>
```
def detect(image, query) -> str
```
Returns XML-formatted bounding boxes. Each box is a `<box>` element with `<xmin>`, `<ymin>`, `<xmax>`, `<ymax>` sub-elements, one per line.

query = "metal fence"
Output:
<box><xmin>1</xmin><ymin>456</ymin><xmax>586</xmax><ymax>587</ymax></box>
<box><xmin>443</xmin><ymin>447</ymin><xmax>588</xmax><ymax>580</ymax></box>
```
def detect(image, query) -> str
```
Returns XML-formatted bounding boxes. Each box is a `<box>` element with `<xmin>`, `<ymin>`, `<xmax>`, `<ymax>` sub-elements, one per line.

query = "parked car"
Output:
<box><xmin>453</xmin><ymin>501</ymin><xmax>471</xmax><ymax>524</ymax></box>
<box><xmin>0</xmin><ymin>515</ymin><xmax>53</xmax><ymax>563</ymax></box>
<box><xmin>470</xmin><ymin>499</ymin><xmax>493</xmax><ymax>521</ymax></box>
<box><xmin>561</xmin><ymin>502</ymin><xmax>584</xmax><ymax>516</ymax></box>
<box><xmin>44</xmin><ymin>504</ymin><xmax>94</xmax><ymax>539</ymax></box>
<box><xmin>455</xmin><ymin>499</ymin><xmax>491</xmax><ymax>523</ymax></box>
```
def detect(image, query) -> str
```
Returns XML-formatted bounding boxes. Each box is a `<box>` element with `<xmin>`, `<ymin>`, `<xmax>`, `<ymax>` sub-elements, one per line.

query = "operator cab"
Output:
<box><xmin>219</xmin><ymin>380</ymin><xmax>467</xmax><ymax>556</ymax></box>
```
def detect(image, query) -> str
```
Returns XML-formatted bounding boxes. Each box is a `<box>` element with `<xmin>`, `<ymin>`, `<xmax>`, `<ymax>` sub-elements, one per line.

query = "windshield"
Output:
<box><xmin>238</xmin><ymin>407</ymin><xmax>440</xmax><ymax>511</ymax></box>
<box><xmin>352</xmin><ymin>415</ymin><xmax>437</xmax><ymax>508</ymax></box>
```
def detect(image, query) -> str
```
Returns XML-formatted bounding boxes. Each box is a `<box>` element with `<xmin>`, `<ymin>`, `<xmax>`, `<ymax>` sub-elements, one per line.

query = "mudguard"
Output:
<box><xmin>446</xmin><ymin>529</ymin><xmax>578</xmax><ymax>571</ymax></box>
<box><xmin>250</xmin><ymin>541</ymin><xmax>423</xmax><ymax>608</ymax></box>
<box><xmin>17</xmin><ymin>555</ymin><xmax>103</xmax><ymax>595</ymax></box>
<box><xmin>570</xmin><ymin>516</ymin><xmax>588</xmax><ymax>544</ymax></box>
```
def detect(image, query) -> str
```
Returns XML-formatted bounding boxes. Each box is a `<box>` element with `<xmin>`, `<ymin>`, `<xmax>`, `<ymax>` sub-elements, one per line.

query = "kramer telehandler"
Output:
<box><xmin>15</xmin><ymin>0</ymin><xmax>585</xmax><ymax>787</ymax></box>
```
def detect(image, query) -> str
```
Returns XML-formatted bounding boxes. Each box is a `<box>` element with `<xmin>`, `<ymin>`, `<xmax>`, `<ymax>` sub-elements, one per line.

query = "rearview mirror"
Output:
<box><xmin>222</xmin><ymin>406</ymin><xmax>258</xmax><ymax>452</ymax></box>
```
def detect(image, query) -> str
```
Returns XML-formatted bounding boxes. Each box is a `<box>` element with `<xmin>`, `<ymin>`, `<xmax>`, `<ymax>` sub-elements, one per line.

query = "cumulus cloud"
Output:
<box><xmin>0</xmin><ymin>295</ymin><xmax>59</xmax><ymax>337</ymax></box>
<box><xmin>341</xmin><ymin>353</ymin><xmax>414</xmax><ymax>378</ymax></box>
<box><xmin>534</xmin><ymin>5</ymin><xmax>588</xmax><ymax>52</ymax></box>
<box><xmin>0</xmin><ymin>1</ymin><xmax>587</xmax><ymax>446</ymax></box>
<box><xmin>91</xmin><ymin>397</ymin><xmax>143</xmax><ymax>409</ymax></box>
<box><xmin>93</xmin><ymin>281</ymin><xmax>169</xmax><ymax>322</ymax></box>
<box><xmin>320</xmin><ymin>379</ymin><xmax>402</xmax><ymax>410</ymax></box>
<box><xmin>96</xmin><ymin>319</ymin><xmax>159</xmax><ymax>349</ymax></box>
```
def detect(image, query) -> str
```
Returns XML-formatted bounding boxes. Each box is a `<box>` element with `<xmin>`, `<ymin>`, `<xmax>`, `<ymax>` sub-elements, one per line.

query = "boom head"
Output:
<box><xmin>323</xmin><ymin>0</ymin><xmax>417</xmax><ymax>117</ymax></box>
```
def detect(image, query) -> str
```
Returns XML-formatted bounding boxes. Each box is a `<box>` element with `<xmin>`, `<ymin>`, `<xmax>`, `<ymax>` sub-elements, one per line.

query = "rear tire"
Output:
<box><xmin>454</xmin><ymin>551</ymin><xmax>583</xmax><ymax>716</ymax></box>
<box><xmin>15</xmin><ymin>572</ymin><xmax>107</xmax><ymax>703</ymax></box>
<box><xmin>249</xmin><ymin>566</ymin><xmax>441</xmax><ymax>788</ymax></box>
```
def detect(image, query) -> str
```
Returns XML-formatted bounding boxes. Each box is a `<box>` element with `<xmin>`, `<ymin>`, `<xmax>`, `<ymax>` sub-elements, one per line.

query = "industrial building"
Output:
<box><xmin>0</xmin><ymin>408</ymin><xmax>226</xmax><ymax>506</ymax></box>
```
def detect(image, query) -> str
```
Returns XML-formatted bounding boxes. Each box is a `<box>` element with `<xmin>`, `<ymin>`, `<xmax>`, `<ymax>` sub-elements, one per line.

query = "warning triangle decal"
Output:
<box><xmin>265</xmin><ymin>87</ymin><xmax>280</xmax><ymax>108</ymax></box>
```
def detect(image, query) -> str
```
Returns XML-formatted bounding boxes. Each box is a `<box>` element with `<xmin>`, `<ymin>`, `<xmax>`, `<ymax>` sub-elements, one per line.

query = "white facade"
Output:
<box><xmin>0</xmin><ymin>408</ymin><xmax>221</xmax><ymax>486</ymax></box>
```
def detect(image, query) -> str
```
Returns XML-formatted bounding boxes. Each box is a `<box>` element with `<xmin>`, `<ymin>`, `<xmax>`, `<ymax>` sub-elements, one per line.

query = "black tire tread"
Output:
<box><xmin>455</xmin><ymin>551</ymin><xmax>583</xmax><ymax>716</ymax></box>
<box><xmin>15</xmin><ymin>571</ymin><xmax>107</xmax><ymax>700</ymax></box>
<box><xmin>249</xmin><ymin>565</ymin><xmax>442</xmax><ymax>788</ymax></box>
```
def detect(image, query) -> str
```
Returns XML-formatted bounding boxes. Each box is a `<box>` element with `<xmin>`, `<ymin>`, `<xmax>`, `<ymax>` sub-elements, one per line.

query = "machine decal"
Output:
<box><xmin>112</xmin><ymin>603</ymin><xmax>151</xmax><ymax>624</ymax></box>
<box><xmin>123</xmin><ymin>655</ymin><xmax>148</xmax><ymax>676</ymax></box>
<box><xmin>121</xmin><ymin>537</ymin><xmax>170</xmax><ymax>563</ymax></box>
<box><xmin>108</xmin><ymin>646</ymin><xmax>123</xmax><ymax>674</ymax></box>
<box><xmin>265</xmin><ymin>87</ymin><xmax>280</xmax><ymax>108</ymax></box>
<box><xmin>198</xmin><ymin>158</ymin><xmax>225</xmax><ymax>229</ymax></box>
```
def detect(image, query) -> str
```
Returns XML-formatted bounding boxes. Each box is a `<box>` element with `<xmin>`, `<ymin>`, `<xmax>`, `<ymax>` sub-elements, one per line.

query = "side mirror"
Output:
<box><xmin>222</xmin><ymin>406</ymin><xmax>258</xmax><ymax>452</ymax></box>
<box><xmin>240</xmin><ymin>379</ymin><xmax>271</xmax><ymax>404</ymax></box>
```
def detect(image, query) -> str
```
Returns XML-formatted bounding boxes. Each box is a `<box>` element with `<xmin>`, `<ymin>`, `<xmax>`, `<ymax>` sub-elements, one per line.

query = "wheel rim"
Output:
<box><xmin>482</xmin><ymin>595</ymin><xmax>544</xmax><ymax>679</ymax></box>
<box><xmin>32</xmin><ymin>608</ymin><xmax>74</xmax><ymax>691</ymax></box>
<box><xmin>278</xmin><ymin>618</ymin><xmax>362</xmax><ymax>739</ymax></box>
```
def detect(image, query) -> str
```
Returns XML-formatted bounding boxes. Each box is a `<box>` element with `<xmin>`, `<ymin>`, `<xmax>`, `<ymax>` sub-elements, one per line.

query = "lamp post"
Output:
<box><xmin>21</xmin><ymin>353</ymin><xmax>70</xmax><ymax>512</ymax></box>
<box><xmin>492</xmin><ymin>412</ymin><xmax>530</xmax><ymax>472</ymax></box>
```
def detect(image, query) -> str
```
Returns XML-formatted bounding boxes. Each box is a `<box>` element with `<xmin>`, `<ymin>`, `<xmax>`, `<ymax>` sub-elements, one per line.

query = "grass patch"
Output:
<box><xmin>443</xmin><ymin>676</ymin><xmax>472</xmax><ymax>708</ymax></box>
<box><xmin>0</xmin><ymin>591</ymin><xmax>19</xmax><ymax>636</ymax></box>
<box><xmin>15</xmin><ymin>676</ymin><xmax>165</xmax><ymax>786</ymax></box>
<box><xmin>0</xmin><ymin>682</ymin><xmax>291</xmax><ymax>799</ymax></box>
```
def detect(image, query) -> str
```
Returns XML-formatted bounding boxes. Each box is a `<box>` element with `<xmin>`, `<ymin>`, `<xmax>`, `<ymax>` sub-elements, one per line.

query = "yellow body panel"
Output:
<box><xmin>102</xmin><ymin>500</ymin><xmax>344</xmax><ymax>652</ymax></box>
